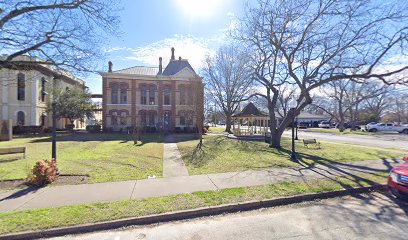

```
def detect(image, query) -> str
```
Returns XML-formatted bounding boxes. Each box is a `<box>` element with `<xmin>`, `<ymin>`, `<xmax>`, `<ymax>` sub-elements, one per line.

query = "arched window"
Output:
<box><xmin>179</xmin><ymin>85</ymin><xmax>186</xmax><ymax>105</ymax></box>
<box><xmin>17</xmin><ymin>111</ymin><xmax>25</xmax><ymax>126</ymax></box>
<box><xmin>111</xmin><ymin>111</ymin><xmax>118</xmax><ymax>125</ymax></box>
<box><xmin>179</xmin><ymin>111</ymin><xmax>186</xmax><ymax>125</ymax></box>
<box><xmin>120</xmin><ymin>111</ymin><xmax>127</xmax><ymax>125</ymax></box>
<box><xmin>120</xmin><ymin>83</ymin><xmax>127</xmax><ymax>104</ymax></box>
<box><xmin>140</xmin><ymin>111</ymin><xmax>147</xmax><ymax>126</ymax></box>
<box><xmin>148</xmin><ymin>111</ymin><xmax>155</xmax><ymax>126</ymax></box>
<box><xmin>149</xmin><ymin>84</ymin><xmax>156</xmax><ymax>105</ymax></box>
<box><xmin>17</xmin><ymin>73</ymin><xmax>25</xmax><ymax>100</ymax></box>
<box><xmin>164</xmin><ymin>85</ymin><xmax>171</xmax><ymax>105</ymax></box>
<box><xmin>111</xmin><ymin>83</ymin><xmax>118</xmax><ymax>104</ymax></box>
<box><xmin>140</xmin><ymin>84</ymin><xmax>147</xmax><ymax>105</ymax></box>
<box><xmin>41</xmin><ymin>77</ymin><xmax>47</xmax><ymax>102</ymax></box>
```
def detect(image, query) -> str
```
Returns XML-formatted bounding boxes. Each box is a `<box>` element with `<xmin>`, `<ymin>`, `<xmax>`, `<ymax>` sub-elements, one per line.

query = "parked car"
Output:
<box><xmin>298</xmin><ymin>122</ymin><xmax>309</xmax><ymax>129</ymax></box>
<box><xmin>388</xmin><ymin>157</ymin><xmax>408</xmax><ymax>199</ymax></box>
<box><xmin>335</xmin><ymin>122</ymin><xmax>361</xmax><ymax>130</ymax></box>
<box><xmin>366</xmin><ymin>122</ymin><xmax>408</xmax><ymax>134</ymax></box>
<box><xmin>318</xmin><ymin>121</ymin><xmax>331</xmax><ymax>128</ymax></box>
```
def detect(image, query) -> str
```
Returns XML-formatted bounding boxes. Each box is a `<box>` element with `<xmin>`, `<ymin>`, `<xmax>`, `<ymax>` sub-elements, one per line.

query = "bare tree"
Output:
<box><xmin>202</xmin><ymin>44</ymin><xmax>253</xmax><ymax>133</ymax></box>
<box><xmin>235</xmin><ymin>0</ymin><xmax>408</xmax><ymax>148</ymax></box>
<box><xmin>314</xmin><ymin>80</ymin><xmax>388</xmax><ymax>131</ymax></box>
<box><xmin>0</xmin><ymin>0</ymin><xmax>120</xmax><ymax>75</ymax></box>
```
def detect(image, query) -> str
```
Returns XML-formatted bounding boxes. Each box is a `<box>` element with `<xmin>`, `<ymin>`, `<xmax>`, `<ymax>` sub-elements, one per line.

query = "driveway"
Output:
<box><xmin>48</xmin><ymin>192</ymin><xmax>408</xmax><ymax>240</ymax></box>
<box><xmin>284</xmin><ymin>131</ymin><xmax>408</xmax><ymax>150</ymax></box>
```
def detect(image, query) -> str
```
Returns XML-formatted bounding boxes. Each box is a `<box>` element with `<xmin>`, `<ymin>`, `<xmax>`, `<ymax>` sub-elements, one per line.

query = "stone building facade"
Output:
<box><xmin>0</xmin><ymin>56</ymin><xmax>86</xmax><ymax>129</ymax></box>
<box><xmin>100</xmin><ymin>48</ymin><xmax>204</xmax><ymax>132</ymax></box>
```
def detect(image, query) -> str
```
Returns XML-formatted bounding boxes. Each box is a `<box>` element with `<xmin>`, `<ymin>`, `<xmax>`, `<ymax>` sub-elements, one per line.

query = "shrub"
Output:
<box><xmin>28</xmin><ymin>159</ymin><xmax>58</xmax><ymax>186</ymax></box>
<box><xmin>86</xmin><ymin>124</ymin><xmax>101</xmax><ymax>133</ymax></box>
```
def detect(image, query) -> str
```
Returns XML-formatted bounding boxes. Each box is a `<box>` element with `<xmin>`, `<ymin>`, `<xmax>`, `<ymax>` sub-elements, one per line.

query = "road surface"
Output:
<box><xmin>284</xmin><ymin>130</ymin><xmax>408</xmax><ymax>150</ymax></box>
<box><xmin>48</xmin><ymin>192</ymin><xmax>408</xmax><ymax>240</ymax></box>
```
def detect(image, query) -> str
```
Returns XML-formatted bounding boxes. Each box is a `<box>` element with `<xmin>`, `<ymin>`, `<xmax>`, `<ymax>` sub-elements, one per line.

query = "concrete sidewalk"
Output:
<box><xmin>0</xmin><ymin>158</ymin><xmax>401</xmax><ymax>213</ymax></box>
<box><xmin>163</xmin><ymin>135</ymin><xmax>189</xmax><ymax>177</ymax></box>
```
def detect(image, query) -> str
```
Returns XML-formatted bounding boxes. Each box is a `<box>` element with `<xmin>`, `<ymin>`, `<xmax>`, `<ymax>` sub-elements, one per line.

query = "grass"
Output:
<box><xmin>0</xmin><ymin>133</ymin><xmax>163</xmax><ymax>183</ymax></box>
<box><xmin>0</xmin><ymin>172</ymin><xmax>388</xmax><ymax>235</ymax></box>
<box><xmin>303</xmin><ymin>128</ymin><xmax>383</xmax><ymax>135</ymax></box>
<box><xmin>207</xmin><ymin>126</ymin><xmax>228</xmax><ymax>134</ymax></box>
<box><xmin>176</xmin><ymin>135</ymin><xmax>402</xmax><ymax>175</ymax></box>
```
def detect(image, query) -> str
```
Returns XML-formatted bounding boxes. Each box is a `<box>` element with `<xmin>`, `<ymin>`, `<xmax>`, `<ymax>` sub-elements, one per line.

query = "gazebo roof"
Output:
<box><xmin>232</xmin><ymin>103</ymin><xmax>268</xmax><ymax>118</ymax></box>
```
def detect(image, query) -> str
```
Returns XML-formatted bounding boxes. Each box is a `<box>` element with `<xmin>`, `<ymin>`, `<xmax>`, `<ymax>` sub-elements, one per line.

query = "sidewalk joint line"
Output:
<box><xmin>130</xmin><ymin>180</ymin><xmax>138</xmax><ymax>200</ymax></box>
<box><xmin>206</xmin><ymin>175</ymin><xmax>219</xmax><ymax>190</ymax></box>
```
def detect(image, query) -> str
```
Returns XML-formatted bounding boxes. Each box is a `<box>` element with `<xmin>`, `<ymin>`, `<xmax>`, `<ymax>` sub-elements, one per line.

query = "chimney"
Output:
<box><xmin>108</xmin><ymin>61</ymin><xmax>113</xmax><ymax>72</ymax></box>
<box><xmin>158</xmin><ymin>57</ymin><xmax>163</xmax><ymax>74</ymax></box>
<box><xmin>171</xmin><ymin>47</ymin><xmax>175</xmax><ymax>60</ymax></box>
<box><xmin>179</xmin><ymin>56</ymin><xmax>182</xmax><ymax>60</ymax></box>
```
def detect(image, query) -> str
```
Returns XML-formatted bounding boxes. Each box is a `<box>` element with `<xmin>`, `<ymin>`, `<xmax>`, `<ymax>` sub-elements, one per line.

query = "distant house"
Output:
<box><xmin>0</xmin><ymin>55</ymin><xmax>86</xmax><ymax>129</ymax></box>
<box><xmin>99</xmin><ymin>48</ymin><xmax>204</xmax><ymax>132</ymax></box>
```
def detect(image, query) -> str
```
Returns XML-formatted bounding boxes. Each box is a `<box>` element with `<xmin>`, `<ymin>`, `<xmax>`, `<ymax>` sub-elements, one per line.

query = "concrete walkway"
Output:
<box><xmin>163</xmin><ymin>135</ymin><xmax>189</xmax><ymax>177</ymax></box>
<box><xmin>0</xmin><ymin>158</ymin><xmax>401</xmax><ymax>213</ymax></box>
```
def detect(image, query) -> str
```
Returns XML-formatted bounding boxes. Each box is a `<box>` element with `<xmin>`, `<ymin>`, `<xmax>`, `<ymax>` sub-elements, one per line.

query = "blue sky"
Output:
<box><xmin>87</xmin><ymin>0</ymin><xmax>256</xmax><ymax>93</ymax></box>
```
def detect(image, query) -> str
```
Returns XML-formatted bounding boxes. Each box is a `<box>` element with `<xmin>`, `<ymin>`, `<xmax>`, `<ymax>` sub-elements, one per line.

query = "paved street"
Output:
<box><xmin>48</xmin><ymin>192</ymin><xmax>408</xmax><ymax>240</ymax></box>
<box><xmin>284</xmin><ymin>131</ymin><xmax>408</xmax><ymax>150</ymax></box>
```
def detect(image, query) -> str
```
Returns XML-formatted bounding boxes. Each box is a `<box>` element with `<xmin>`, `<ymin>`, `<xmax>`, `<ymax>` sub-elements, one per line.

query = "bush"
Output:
<box><xmin>28</xmin><ymin>160</ymin><xmax>58</xmax><ymax>186</ymax></box>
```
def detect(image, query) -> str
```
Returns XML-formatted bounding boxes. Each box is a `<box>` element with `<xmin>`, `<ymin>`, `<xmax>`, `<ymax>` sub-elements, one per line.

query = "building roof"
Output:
<box><xmin>161</xmin><ymin>59</ymin><xmax>196</xmax><ymax>76</ymax></box>
<box><xmin>233</xmin><ymin>103</ymin><xmax>268</xmax><ymax>118</ymax></box>
<box><xmin>113</xmin><ymin>66</ymin><xmax>159</xmax><ymax>76</ymax></box>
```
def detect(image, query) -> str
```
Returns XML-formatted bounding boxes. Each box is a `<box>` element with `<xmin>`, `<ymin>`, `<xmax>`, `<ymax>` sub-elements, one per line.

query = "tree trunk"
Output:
<box><xmin>225</xmin><ymin>114</ymin><xmax>232</xmax><ymax>133</ymax></box>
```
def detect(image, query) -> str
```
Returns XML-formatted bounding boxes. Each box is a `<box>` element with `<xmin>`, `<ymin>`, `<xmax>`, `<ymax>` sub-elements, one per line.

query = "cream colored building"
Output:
<box><xmin>100</xmin><ymin>48</ymin><xmax>204</xmax><ymax>132</ymax></box>
<box><xmin>0</xmin><ymin>56</ymin><xmax>86</xmax><ymax>129</ymax></box>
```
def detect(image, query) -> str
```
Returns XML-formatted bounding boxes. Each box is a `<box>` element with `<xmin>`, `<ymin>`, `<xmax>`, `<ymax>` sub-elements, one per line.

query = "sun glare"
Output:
<box><xmin>176</xmin><ymin>0</ymin><xmax>220</xmax><ymax>18</ymax></box>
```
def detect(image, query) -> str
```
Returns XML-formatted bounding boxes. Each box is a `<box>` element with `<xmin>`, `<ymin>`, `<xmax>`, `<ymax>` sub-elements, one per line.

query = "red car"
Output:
<box><xmin>388</xmin><ymin>157</ymin><xmax>408</xmax><ymax>199</ymax></box>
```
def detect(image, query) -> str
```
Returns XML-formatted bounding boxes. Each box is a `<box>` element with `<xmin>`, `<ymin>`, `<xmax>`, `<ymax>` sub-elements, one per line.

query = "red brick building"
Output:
<box><xmin>100</xmin><ymin>48</ymin><xmax>204</xmax><ymax>132</ymax></box>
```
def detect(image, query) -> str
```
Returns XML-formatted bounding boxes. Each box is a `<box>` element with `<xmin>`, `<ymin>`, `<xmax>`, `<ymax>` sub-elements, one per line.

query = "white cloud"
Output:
<box><xmin>124</xmin><ymin>35</ymin><xmax>220</xmax><ymax>69</ymax></box>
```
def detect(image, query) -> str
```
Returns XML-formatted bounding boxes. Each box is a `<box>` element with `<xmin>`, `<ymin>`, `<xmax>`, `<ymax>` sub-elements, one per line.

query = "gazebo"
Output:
<box><xmin>232</xmin><ymin>103</ymin><xmax>269</xmax><ymax>137</ymax></box>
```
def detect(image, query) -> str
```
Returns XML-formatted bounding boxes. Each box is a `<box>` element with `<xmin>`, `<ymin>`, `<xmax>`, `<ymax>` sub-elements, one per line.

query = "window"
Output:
<box><xmin>120</xmin><ymin>84</ymin><xmax>127</xmax><ymax>104</ymax></box>
<box><xmin>149</xmin><ymin>84</ymin><xmax>156</xmax><ymax>105</ymax></box>
<box><xmin>17</xmin><ymin>73</ymin><xmax>25</xmax><ymax>100</ymax></box>
<box><xmin>111</xmin><ymin>83</ymin><xmax>118</xmax><ymax>104</ymax></box>
<box><xmin>111</xmin><ymin>111</ymin><xmax>118</xmax><ymax>125</ymax></box>
<box><xmin>179</xmin><ymin>85</ymin><xmax>186</xmax><ymax>105</ymax></box>
<box><xmin>120</xmin><ymin>112</ymin><xmax>127</xmax><ymax>125</ymax></box>
<box><xmin>17</xmin><ymin>111</ymin><xmax>25</xmax><ymax>126</ymax></box>
<box><xmin>186</xmin><ymin>111</ymin><xmax>193</xmax><ymax>125</ymax></box>
<box><xmin>179</xmin><ymin>111</ymin><xmax>186</xmax><ymax>125</ymax></box>
<box><xmin>140</xmin><ymin>111</ymin><xmax>147</xmax><ymax>126</ymax></box>
<box><xmin>164</xmin><ymin>85</ymin><xmax>171</xmax><ymax>105</ymax></box>
<box><xmin>41</xmin><ymin>78</ymin><xmax>47</xmax><ymax>102</ymax></box>
<box><xmin>141</xmin><ymin>85</ymin><xmax>147</xmax><ymax>105</ymax></box>
<box><xmin>149</xmin><ymin>111</ymin><xmax>155</xmax><ymax>126</ymax></box>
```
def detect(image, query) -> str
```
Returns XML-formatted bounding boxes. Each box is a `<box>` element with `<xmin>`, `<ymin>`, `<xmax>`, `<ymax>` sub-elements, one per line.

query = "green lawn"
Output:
<box><xmin>207</xmin><ymin>126</ymin><xmax>227</xmax><ymax>134</ymax></box>
<box><xmin>0</xmin><ymin>172</ymin><xmax>387</xmax><ymax>235</ymax></box>
<box><xmin>303</xmin><ymin>128</ymin><xmax>383</xmax><ymax>135</ymax></box>
<box><xmin>0</xmin><ymin>133</ymin><xmax>163</xmax><ymax>183</ymax></box>
<box><xmin>176</xmin><ymin>135</ymin><xmax>401</xmax><ymax>175</ymax></box>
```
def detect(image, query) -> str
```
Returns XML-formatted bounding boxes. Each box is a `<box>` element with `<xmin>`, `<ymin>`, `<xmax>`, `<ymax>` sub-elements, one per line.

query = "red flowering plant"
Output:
<box><xmin>28</xmin><ymin>159</ymin><xmax>58</xmax><ymax>186</ymax></box>
<box><xmin>403</xmin><ymin>156</ymin><xmax>408</xmax><ymax>162</ymax></box>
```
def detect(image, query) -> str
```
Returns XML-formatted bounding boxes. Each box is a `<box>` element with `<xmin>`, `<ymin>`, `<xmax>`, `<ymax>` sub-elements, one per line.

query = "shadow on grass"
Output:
<box><xmin>27</xmin><ymin>132</ymin><xmax>164</xmax><ymax>146</ymax></box>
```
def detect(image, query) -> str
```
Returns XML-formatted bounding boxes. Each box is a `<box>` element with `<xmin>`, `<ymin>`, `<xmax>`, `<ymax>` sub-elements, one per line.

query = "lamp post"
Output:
<box><xmin>290</xmin><ymin>107</ymin><xmax>297</xmax><ymax>162</ymax></box>
<box><xmin>51</xmin><ymin>97</ymin><xmax>57</xmax><ymax>162</ymax></box>
<box><xmin>295</xmin><ymin>117</ymin><xmax>299</xmax><ymax>140</ymax></box>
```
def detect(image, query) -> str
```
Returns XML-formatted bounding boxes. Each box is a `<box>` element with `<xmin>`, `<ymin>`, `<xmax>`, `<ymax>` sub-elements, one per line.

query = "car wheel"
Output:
<box><xmin>370</xmin><ymin>128</ymin><xmax>378</xmax><ymax>132</ymax></box>
<box><xmin>402</xmin><ymin>129</ymin><xmax>408</xmax><ymax>134</ymax></box>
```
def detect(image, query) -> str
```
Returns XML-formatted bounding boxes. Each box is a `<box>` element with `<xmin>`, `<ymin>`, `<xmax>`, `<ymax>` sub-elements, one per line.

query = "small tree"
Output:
<box><xmin>47</xmin><ymin>86</ymin><xmax>96</xmax><ymax>128</ymax></box>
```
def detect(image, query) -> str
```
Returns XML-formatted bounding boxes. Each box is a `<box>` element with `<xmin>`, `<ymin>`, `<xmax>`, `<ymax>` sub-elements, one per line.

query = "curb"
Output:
<box><xmin>0</xmin><ymin>184</ymin><xmax>386</xmax><ymax>240</ymax></box>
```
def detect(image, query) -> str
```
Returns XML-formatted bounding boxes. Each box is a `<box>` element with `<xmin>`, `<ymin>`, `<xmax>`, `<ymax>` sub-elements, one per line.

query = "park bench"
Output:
<box><xmin>303</xmin><ymin>139</ymin><xmax>321</xmax><ymax>149</ymax></box>
<box><xmin>0</xmin><ymin>147</ymin><xmax>26</xmax><ymax>159</ymax></box>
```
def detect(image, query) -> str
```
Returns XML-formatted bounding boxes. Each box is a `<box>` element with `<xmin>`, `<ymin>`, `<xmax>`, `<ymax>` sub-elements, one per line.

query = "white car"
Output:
<box><xmin>366</xmin><ymin>123</ymin><xmax>408</xmax><ymax>134</ymax></box>
<box><xmin>318</xmin><ymin>121</ymin><xmax>331</xmax><ymax>128</ymax></box>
